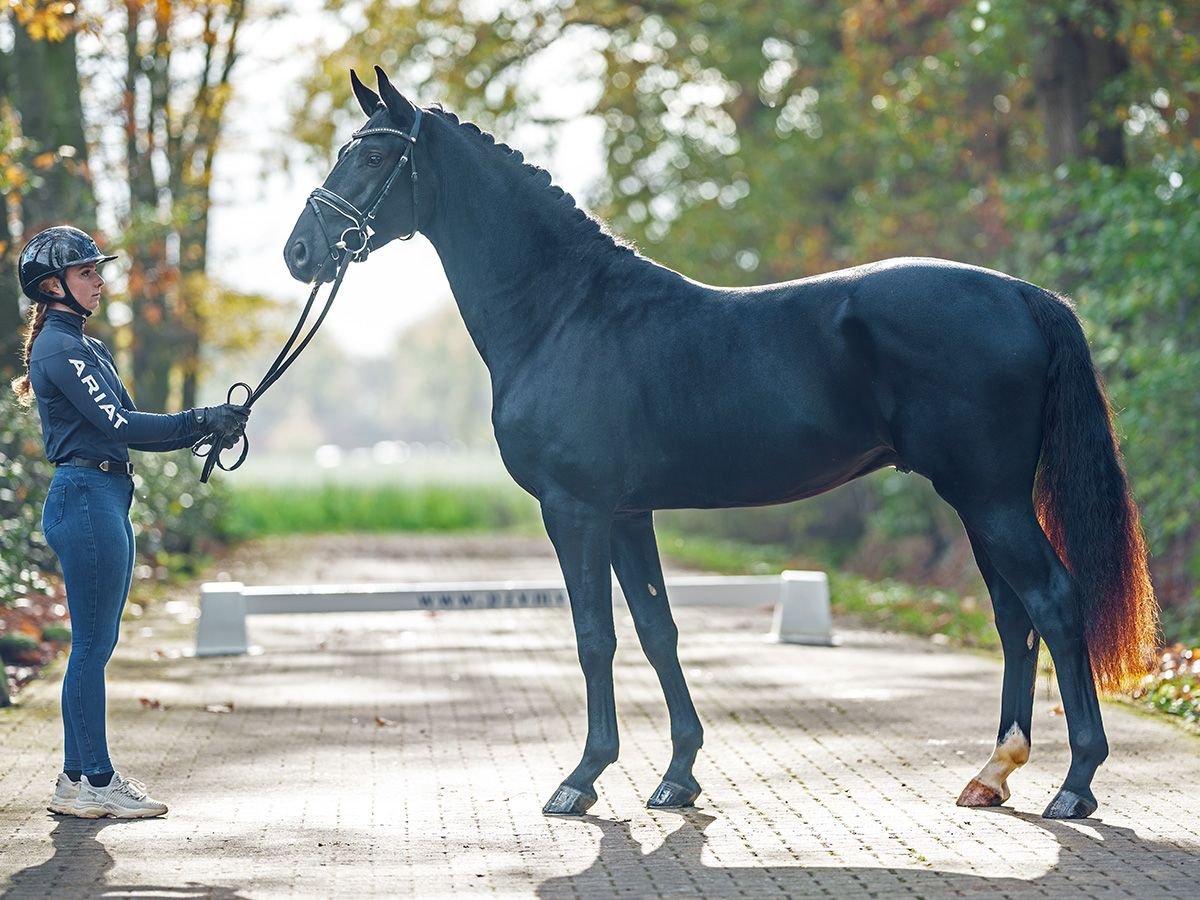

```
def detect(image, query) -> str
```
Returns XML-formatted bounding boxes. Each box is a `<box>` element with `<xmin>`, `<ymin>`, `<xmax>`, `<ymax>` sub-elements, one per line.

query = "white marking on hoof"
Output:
<box><xmin>648</xmin><ymin>583</ymin><xmax>658</xmax><ymax>596</ymax></box>
<box><xmin>971</xmin><ymin>724</ymin><xmax>1030</xmax><ymax>802</ymax></box>
<box><xmin>1027</xmin><ymin>629</ymin><xmax>1037</xmax><ymax>650</ymax></box>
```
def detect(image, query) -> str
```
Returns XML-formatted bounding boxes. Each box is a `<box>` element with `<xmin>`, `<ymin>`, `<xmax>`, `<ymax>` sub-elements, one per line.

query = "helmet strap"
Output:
<box><xmin>41</xmin><ymin>276</ymin><xmax>91</xmax><ymax>318</ymax></box>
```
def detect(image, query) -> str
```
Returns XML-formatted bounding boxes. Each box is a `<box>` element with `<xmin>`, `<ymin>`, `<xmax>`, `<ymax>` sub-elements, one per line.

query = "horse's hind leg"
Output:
<box><xmin>959</xmin><ymin>502</ymin><xmax>1108</xmax><ymax>818</ymax></box>
<box><xmin>611</xmin><ymin>512</ymin><xmax>703</xmax><ymax>808</ymax></box>
<box><xmin>957</xmin><ymin>533</ymin><xmax>1039</xmax><ymax>808</ymax></box>
<box><xmin>540</xmin><ymin>499</ymin><xmax>619</xmax><ymax>816</ymax></box>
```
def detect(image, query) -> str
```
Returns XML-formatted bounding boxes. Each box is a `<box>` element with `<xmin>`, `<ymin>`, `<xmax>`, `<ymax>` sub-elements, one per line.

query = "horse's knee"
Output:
<box><xmin>576</xmin><ymin>633</ymin><xmax>616</xmax><ymax>671</ymax></box>
<box><xmin>638</xmin><ymin>625</ymin><xmax>679</xmax><ymax>664</ymax></box>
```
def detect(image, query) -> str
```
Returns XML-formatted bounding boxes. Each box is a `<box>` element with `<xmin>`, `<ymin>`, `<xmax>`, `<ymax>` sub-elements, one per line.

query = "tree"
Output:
<box><xmin>0</xmin><ymin>2</ymin><xmax>97</xmax><ymax>373</ymax></box>
<box><xmin>119</xmin><ymin>0</ymin><xmax>249</xmax><ymax>411</ymax></box>
<box><xmin>1033</xmin><ymin>1</ymin><xmax>1128</xmax><ymax>168</ymax></box>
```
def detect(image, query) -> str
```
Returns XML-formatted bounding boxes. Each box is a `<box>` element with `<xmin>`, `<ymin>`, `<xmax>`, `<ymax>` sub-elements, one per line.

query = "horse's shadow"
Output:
<box><xmin>536</xmin><ymin>808</ymin><xmax>1200</xmax><ymax>898</ymax></box>
<box><xmin>0</xmin><ymin>818</ymin><xmax>249</xmax><ymax>900</ymax></box>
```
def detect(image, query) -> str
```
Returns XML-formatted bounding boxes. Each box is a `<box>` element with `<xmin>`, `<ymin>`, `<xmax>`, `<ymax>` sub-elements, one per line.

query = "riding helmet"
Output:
<box><xmin>18</xmin><ymin>225</ymin><xmax>118</xmax><ymax>302</ymax></box>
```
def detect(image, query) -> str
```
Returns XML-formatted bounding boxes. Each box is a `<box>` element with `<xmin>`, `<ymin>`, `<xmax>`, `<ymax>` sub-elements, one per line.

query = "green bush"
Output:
<box><xmin>0</xmin><ymin>633</ymin><xmax>39</xmax><ymax>664</ymax></box>
<box><xmin>0</xmin><ymin>392</ymin><xmax>58</xmax><ymax>609</ymax></box>
<box><xmin>0</xmin><ymin>389</ymin><xmax>231</xmax><ymax>605</ymax></box>
<box><xmin>39</xmin><ymin>624</ymin><xmax>71</xmax><ymax>643</ymax></box>
<box><xmin>1004</xmin><ymin>151</ymin><xmax>1200</xmax><ymax>616</ymax></box>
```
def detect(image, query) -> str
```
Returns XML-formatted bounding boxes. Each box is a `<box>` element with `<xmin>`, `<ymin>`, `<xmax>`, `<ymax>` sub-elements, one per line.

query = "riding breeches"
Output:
<box><xmin>42</xmin><ymin>466</ymin><xmax>135</xmax><ymax>776</ymax></box>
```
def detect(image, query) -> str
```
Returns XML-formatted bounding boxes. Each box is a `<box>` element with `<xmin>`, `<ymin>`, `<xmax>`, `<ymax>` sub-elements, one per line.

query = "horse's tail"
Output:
<box><xmin>1021</xmin><ymin>286</ymin><xmax>1158</xmax><ymax>693</ymax></box>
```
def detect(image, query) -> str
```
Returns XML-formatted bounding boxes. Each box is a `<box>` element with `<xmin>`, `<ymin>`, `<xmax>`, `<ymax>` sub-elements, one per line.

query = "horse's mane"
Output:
<box><xmin>431</xmin><ymin>107</ymin><xmax>641</xmax><ymax>260</ymax></box>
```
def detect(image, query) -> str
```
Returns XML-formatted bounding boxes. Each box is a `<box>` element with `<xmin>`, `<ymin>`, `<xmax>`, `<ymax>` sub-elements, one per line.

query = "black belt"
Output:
<box><xmin>58</xmin><ymin>457</ymin><xmax>134</xmax><ymax>476</ymax></box>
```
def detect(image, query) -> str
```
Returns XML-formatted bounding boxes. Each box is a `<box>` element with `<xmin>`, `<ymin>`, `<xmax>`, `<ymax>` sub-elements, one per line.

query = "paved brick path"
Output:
<box><xmin>2</xmin><ymin>535</ymin><xmax>1197</xmax><ymax>898</ymax></box>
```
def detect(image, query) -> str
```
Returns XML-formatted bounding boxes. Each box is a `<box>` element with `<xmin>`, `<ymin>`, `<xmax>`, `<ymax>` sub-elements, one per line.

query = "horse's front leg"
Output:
<box><xmin>541</xmin><ymin>499</ymin><xmax>618</xmax><ymax>816</ymax></box>
<box><xmin>611</xmin><ymin>511</ymin><xmax>703</xmax><ymax>808</ymax></box>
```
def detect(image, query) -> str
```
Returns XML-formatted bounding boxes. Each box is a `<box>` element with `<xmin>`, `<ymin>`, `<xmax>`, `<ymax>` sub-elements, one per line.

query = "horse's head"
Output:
<box><xmin>284</xmin><ymin>66</ymin><xmax>424</xmax><ymax>284</ymax></box>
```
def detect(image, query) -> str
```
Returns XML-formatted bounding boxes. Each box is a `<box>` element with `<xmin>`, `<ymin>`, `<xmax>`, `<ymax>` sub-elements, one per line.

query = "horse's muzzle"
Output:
<box><xmin>283</xmin><ymin>236</ymin><xmax>336</xmax><ymax>285</ymax></box>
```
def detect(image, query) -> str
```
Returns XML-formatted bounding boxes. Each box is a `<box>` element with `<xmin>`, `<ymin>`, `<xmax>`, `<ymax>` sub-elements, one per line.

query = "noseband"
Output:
<box><xmin>307</xmin><ymin>106</ymin><xmax>423</xmax><ymax>263</ymax></box>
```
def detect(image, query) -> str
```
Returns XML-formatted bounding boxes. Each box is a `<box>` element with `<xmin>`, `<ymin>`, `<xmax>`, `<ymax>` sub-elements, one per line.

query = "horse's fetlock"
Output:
<box><xmin>671</xmin><ymin>726</ymin><xmax>703</xmax><ymax>755</ymax></box>
<box><xmin>583</xmin><ymin>742</ymin><xmax>619</xmax><ymax>770</ymax></box>
<box><xmin>1072</xmin><ymin>728</ymin><xmax>1109</xmax><ymax>766</ymax></box>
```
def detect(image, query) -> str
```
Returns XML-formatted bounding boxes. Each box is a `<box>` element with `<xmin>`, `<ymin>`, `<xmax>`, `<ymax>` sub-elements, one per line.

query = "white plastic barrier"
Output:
<box><xmin>196</xmin><ymin>571</ymin><xmax>835</xmax><ymax>656</ymax></box>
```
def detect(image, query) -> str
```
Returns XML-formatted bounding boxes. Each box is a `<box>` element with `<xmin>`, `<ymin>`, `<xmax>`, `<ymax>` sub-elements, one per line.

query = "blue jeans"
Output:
<box><xmin>42</xmin><ymin>466</ymin><xmax>135</xmax><ymax>776</ymax></box>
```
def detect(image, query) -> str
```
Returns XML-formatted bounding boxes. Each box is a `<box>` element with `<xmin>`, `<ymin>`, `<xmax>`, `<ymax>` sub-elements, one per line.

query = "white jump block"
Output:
<box><xmin>196</xmin><ymin>582</ymin><xmax>250</xmax><ymax>657</ymax></box>
<box><xmin>196</xmin><ymin>571</ymin><xmax>836</xmax><ymax>656</ymax></box>
<box><xmin>770</xmin><ymin>570</ymin><xmax>836</xmax><ymax>646</ymax></box>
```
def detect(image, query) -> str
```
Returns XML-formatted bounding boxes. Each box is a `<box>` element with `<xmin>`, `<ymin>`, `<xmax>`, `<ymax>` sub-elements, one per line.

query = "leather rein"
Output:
<box><xmin>194</xmin><ymin>108</ymin><xmax>423</xmax><ymax>483</ymax></box>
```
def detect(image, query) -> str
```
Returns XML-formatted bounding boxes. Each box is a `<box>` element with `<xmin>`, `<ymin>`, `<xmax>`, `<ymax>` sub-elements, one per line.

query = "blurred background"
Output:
<box><xmin>1</xmin><ymin>0</ymin><xmax>1197</xmax><ymax>696</ymax></box>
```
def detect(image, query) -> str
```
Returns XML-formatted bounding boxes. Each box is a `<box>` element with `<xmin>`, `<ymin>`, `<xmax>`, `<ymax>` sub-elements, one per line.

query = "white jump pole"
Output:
<box><xmin>196</xmin><ymin>571</ymin><xmax>835</xmax><ymax>656</ymax></box>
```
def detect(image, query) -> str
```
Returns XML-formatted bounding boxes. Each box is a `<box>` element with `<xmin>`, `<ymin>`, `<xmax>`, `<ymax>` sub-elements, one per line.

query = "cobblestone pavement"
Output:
<box><xmin>2</xmin><ymin>535</ymin><xmax>1198</xmax><ymax>898</ymax></box>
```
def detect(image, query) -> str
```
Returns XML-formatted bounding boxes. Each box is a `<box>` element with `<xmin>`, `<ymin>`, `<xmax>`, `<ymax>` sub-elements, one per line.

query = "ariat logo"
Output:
<box><xmin>68</xmin><ymin>358</ymin><xmax>128</xmax><ymax>430</ymax></box>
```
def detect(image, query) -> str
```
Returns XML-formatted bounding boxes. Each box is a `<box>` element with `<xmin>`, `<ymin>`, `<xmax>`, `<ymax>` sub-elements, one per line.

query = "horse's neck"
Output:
<box><xmin>420</xmin><ymin>125</ymin><xmax>618</xmax><ymax>372</ymax></box>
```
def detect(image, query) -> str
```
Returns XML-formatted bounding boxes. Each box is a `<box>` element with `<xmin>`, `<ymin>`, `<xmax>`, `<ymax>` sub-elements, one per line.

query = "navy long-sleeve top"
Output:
<box><xmin>29</xmin><ymin>309</ymin><xmax>200</xmax><ymax>463</ymax></box>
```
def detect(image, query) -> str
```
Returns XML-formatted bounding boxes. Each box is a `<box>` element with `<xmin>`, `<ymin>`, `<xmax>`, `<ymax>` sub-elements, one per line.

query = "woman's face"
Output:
<box><xmin>47</xmin><ymin>263</ymin><xmax>105</xmax><ymax>314</ymax></box>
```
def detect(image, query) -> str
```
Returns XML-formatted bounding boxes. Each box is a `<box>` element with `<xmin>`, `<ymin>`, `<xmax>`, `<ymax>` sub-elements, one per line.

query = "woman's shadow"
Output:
<box><xmin>1</xmin><ymin>818</ymin><xmax>248</xmax><ymax>900</ymax></box>
<box><xmin>536</xmin><ymin>808</ymin><xmax>1200</xmax><ymax>898</ymax></box>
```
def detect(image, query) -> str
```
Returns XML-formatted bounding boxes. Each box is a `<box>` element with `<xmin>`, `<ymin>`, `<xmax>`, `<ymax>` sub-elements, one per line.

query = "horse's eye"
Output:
<box><xmin>366</xmin><ymin>153</ymin><xmax>384</xmax><ymax>167</ymax></box>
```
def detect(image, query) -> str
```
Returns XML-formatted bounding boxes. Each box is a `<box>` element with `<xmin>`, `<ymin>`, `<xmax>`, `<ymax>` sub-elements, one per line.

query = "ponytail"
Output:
<box><xmin>10</xmin><ymin>302</ymin><xmax>49</xmax><ymax>407</ymax></box>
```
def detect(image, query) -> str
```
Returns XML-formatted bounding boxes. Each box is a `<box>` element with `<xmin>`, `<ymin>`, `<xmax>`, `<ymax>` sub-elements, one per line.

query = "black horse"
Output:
<box><xmin>284</xmin><ymin>68</ymin><xmax>1157</xmax><ymax>821</ymax></box>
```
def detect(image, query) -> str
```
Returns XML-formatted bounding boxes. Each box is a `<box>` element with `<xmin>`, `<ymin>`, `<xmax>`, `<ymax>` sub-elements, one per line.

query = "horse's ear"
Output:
<box><xmin>375</xmin><ymin>65</ymin><xmax>417</xmax><ymax>127</ymax></box>
<box><xmin>350</xmin><ymin>69</ymin><xmax>381</xmax><ymax>117</ymax></box>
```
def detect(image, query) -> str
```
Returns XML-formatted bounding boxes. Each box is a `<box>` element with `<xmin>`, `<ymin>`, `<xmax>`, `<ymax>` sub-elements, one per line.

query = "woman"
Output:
<box><xmin>11</xmin><ymin>225</ymin><xmax>250</xmax><ymax>819</ymax></box>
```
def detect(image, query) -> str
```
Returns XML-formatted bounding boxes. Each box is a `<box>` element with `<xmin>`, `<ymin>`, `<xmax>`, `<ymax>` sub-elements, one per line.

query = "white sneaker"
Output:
<box><xmin>47</xmin><ymin>773</ymin><xmax>81</xmax><ymax>815</ymax></box>
<box><xmin>72</xmin><ymin>772</ymin><xmax>168</xmax><ymax>819</ymax></box>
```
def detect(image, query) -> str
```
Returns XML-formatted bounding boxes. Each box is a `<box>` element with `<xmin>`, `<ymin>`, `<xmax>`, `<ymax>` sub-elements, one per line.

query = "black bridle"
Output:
<box><xmin>193</xmin><ymin>108</ymin><xmax>423</xmax><ymax>483</ymax></box>
<box><xmin>308</xmin><ymin>107</ymin><xmax>423</xmax><ymax>263</ymax></box>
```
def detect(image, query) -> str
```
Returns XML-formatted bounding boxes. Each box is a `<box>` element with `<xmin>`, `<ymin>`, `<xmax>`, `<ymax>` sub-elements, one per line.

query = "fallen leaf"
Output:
<box><xmin>375</xmin><ymin>716</ymin><xmax>395</xmax><ymax>727</ymax></box>
<box><xmin>139</xmin><ymin>697</ymin><xmax>162</xmax><ymax>710</ymax></box>
<box><xmin>1049</xmin><ymin>705</ymin><xmax>1064</xmax><ymax>716</ymax></box>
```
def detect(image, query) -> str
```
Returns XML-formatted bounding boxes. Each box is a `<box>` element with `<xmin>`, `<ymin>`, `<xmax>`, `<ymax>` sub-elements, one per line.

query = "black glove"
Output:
<box><xmin>192</xmin><ymin>403</ymin><xmax>251</xmax><ymax>437</ymax></box>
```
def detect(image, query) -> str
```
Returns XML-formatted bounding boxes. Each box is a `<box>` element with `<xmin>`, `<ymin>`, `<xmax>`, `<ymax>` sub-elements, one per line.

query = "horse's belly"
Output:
<box><xmin>626</xmin><ymin>424</ymin><xmax>897</xmax><ymax>510</ymax></box>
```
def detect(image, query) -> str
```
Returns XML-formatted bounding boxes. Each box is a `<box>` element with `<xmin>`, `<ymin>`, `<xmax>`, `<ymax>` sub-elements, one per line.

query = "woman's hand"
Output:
<box><xmin>194</xmin><ymin>403</ymin><xmax>251</xmax><ymax>435</ymax></box>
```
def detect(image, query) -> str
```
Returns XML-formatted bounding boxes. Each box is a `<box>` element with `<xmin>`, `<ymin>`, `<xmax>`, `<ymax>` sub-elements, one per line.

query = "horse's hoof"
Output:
<box><xmin>1042</xmin><ymin>789</ymin><xmax>1098</xmax><ymax>819</ymax></box>
<box><xmin>647</xmin><ymin>779</ymin><xmax>700</xmax><ymax>809</ymax></box>
<box><xmin>956</xmin><ymin>778</ymin><xmax>1006</xmax><ymax>808</ymax></box>
<box><xmin>542</xmin><ymin>784</ymin><xmax>596</xmax><ymax>816</ymax></box>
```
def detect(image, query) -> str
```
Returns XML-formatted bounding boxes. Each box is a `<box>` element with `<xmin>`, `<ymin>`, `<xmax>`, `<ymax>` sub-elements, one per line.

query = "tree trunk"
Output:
<box><xmin>0</xmin><ymin>38</ymin><xmax>17</xmax><ymax>374</ymax></box>
<box><xmin>0</xmin><ymin>191</ymin><xmax>19</xmax><ymax>376</ymax></box>
<box><xmin>1035</xmin><ymin>2</ymin><xmax>1128</xmax><ymax>169</ymax></box>
<box><xmin>10</xmin><ymin>5</ymin><xmax>95</xmax><ymax>230</ymax></box>
<box><xmin>126</xmin><ymin>0</ymin><xmax>176</xmax><ymax>412</ymax></box>
<box><xmin>1</xmin><ymin>4</ymin><xmax>96</xmax><ymax>374</ymax></box>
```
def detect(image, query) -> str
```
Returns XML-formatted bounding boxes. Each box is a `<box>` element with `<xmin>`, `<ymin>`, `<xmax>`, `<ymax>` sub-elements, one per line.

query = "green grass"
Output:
<box><xmin>220</xmin><ymin>482</ymin><xmax>541</xmax><ymax>539</ymax></box>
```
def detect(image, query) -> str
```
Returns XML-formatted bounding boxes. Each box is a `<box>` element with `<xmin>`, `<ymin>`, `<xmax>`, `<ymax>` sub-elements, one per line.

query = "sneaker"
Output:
<box><xmin>72</xmin><ymin>772</ymin><xmax>168</xmax><ymax>819</ymax></box>
<box><xmin>47</xmin><ymin>773</ymin><xmax>80</xmax><ymax>815</ymax></box>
